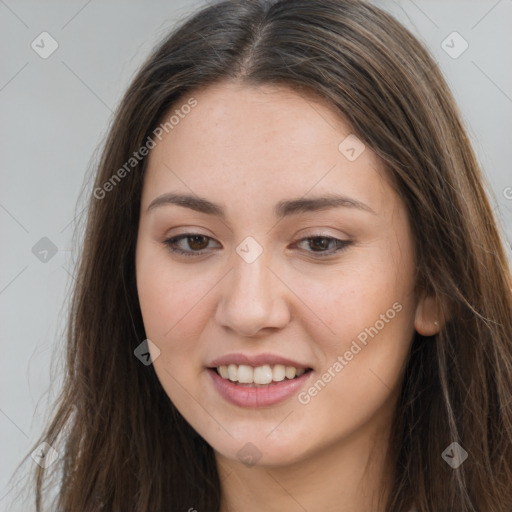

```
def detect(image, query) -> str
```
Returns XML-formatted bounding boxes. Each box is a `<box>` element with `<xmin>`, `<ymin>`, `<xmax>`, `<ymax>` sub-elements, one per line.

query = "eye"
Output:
<box><xmin>163</xmin><ymin>234</ymin><xmax>220</xmax><ymax>256</ymax></box>
<box><xmin>294</xmin><ymin>235</ymin><xmax>352</xmax><ymax>257</ymax></box>
<box><xmin>162</xmin><ymin>233</ymin><xmax>352</xmax><ymax>258</ymax></box>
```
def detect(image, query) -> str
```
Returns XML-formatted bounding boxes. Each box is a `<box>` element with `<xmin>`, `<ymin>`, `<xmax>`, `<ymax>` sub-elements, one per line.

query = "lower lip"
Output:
<box><xmin>207</xmin><ymin>368</ymin><xmax>313</xmax><ymax>407</ymax></box>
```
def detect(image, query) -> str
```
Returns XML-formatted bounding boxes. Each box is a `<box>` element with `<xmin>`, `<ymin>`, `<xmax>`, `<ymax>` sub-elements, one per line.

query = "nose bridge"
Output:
<box><xmin>215</xmin><ymin>242</ymin><xmax>290</xmax><ymax>336</ymax></box>
<box><xmin>232</xmin><ymin>251</ymin><xmax>271</xmax><ymax>299</ymax></box>
<box><xmin>230</xmin><ymin>234</ymin><xmax>273</xmax><ymax>300</ymax></box>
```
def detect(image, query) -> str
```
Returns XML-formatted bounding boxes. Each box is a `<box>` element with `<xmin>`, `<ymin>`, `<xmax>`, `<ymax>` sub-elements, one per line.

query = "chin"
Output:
<box><xmin>205</xmin><ymin>428</ymin><xmax>313</xmax><ymax>469</ymax></box>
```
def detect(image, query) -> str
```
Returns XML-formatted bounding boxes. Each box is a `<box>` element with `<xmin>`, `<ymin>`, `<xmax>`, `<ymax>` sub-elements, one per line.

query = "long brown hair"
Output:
<box><xmin>23</xmin><ymin>0</ymin><xmax>512</xmax><ymax>510</ymax></box>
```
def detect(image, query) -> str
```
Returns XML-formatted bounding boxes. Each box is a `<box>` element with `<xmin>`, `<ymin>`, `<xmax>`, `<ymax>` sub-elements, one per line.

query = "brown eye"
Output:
<box><xmin>308</xmin><ymin>237</ymin><xmax>332</xmax><ymax>251</ymax></box>
<box><xmin>163</xmin><ymin>233</ymin><xmax>221</xmax><ymax>256</ymax></box>
<box><xmin>294</xmin><ymin>236</ymin><xmax>352</xmax><ymax>257</ymax></box>
<box><xmin>187</xmin><ymin>235</ymin><xmax>209</xmax><ymax>250</ymax></box>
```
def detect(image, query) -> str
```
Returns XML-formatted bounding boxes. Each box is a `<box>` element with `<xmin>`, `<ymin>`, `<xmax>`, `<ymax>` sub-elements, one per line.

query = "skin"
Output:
<box><xmin>135</xmin><ymin>80</ymin><xmax>439</xmax><ymax>512</ymax></box>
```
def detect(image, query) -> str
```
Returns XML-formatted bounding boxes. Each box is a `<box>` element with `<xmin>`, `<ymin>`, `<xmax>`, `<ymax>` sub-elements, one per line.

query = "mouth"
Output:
<box><xmin>209</xmin><ymin>364</ymin><xmax>313</xmax><ymax>387</ymax></box>
<box><xmin>206</xmin><ymin>364</ymin><xmax>314</xmax><ymax>407</ymax></box>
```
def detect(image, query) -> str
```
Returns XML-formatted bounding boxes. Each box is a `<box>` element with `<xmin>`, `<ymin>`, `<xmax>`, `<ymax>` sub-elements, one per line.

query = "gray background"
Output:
<box><xmin>1</xmin><ymin>1</ymin><xmax>511</xmax><ymax>510</ymax></box>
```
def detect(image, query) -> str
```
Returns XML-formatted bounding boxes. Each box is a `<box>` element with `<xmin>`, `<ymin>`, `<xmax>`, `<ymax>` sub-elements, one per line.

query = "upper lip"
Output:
<box><xmin>207</xmin><ymin>352</ymin><xmax>311</xmax><ymax>369</ymax></box>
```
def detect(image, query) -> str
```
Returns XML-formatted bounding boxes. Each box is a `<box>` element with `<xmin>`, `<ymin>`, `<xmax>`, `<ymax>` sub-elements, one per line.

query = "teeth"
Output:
<box><xmin>216</xmin><ymin>363</ymin><xmax>308</xmax><ymax>384</ymax></box>
<box><xmin>237</xmin><ymin>365</ymin><xmax>253</xmax><ymax>383</ymax></box>
<box><xmin>273</xmin><ymin>364</ymin><xmax>286</xmax><ymax>382</ymax></box>
<box><xmin>218</xmin><ymin>365</ymin><xmax>229</xmax><ymax>379</ymax></box>
<box><xmin>253</xmin><ymin>364</ymin><xmax>273</xmax><ymax>384</ymax></box>
<box><xmin>227</xmin><ymin>364</ymin><xmax>238</xmax><ymax>381</ymax></box>
<box><xmin>285</xmin><ymin>366</ymin><xmax>296</xmax><ymax>379</ymax></box>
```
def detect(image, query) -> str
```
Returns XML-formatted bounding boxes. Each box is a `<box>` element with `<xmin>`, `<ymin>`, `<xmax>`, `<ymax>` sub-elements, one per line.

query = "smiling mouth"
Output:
<box><xmin>210</xmin><ymin>364</ymin><xmax>313</xmax><ymax>387</ymax></box>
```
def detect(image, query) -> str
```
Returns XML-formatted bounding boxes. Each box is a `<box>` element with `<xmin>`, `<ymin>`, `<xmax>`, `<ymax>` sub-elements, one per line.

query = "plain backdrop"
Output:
<box><xmin>1</xmin><ymin>1</ymin><xmax>511</xmax><ymax>510</ymax></box>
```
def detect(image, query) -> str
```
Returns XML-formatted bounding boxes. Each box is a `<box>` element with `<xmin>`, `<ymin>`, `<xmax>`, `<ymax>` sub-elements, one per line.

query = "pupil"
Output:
<box><xmin>189</xmin><ymin>235</ymin><xmax>207</xmax><ymax>250</ymax></box>
<box><xmin>310</xmin><ymin>237</ymin><xmax>329</xmax><ymax>251</ymax></box>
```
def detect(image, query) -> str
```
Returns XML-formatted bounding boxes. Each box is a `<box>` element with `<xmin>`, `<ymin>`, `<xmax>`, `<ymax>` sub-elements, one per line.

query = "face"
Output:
<box><xmin>135</xmin><ymin>81</ymin><xmax>433</xmax><ymax>469</ymax></box>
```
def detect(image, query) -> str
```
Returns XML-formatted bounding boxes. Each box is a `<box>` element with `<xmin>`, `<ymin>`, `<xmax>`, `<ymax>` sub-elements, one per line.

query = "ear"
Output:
<box><xmin>414</xmin><ymin>292</ymin><xmax>442</xmax><ymax>336</ymax></box>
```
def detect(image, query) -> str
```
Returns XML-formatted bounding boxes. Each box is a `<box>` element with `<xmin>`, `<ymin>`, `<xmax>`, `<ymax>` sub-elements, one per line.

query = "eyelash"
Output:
<box><xmin>162</xmin><ymin>233</ymin><xmax>352</xmax><ymax>258</ymax></box>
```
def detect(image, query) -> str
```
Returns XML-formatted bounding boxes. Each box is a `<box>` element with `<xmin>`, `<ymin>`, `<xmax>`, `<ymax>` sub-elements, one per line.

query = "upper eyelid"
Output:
<box><xmin>165</xmin><ymin>233</ymin><xmax>346</xmax><ymax>244</ymax></box>
<box><xmin>180</xmin><ymin>233</ymin><xmax>220</xmax><ymax>245</ymax></box>
<box><xmin>164</xmin><ymin>233</ymin><xmax>350</xmax><ymax>254</ymax></box>
<box><xmin>164</xmin><ymin>227</ymin><xmax>348</xmax><ymax>241</ymax></box>
<box><xmin>164</xmin><ymin>234</ymin><xmax>220</xmax><ymax>252</ymax></box>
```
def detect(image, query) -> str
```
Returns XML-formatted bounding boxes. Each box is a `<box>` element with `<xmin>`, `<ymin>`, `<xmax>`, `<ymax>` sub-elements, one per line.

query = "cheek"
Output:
<box><xmin>295</xmin><ymin>251</ymin><xmax>415</xmax><ymax>394</ymax></box>
<box><xmin>135</xmin><ymin>247</ymin><xmax>209</xmax><ymax>404</ymax></box>
<box><xmin>296</xmin><ymin>299</ymin><xmax>414</xmax><ymax>444</ymax></box>
<box><xmin>289</xmin><ymin>256</ymin><xmax>409</xmax><ymax>339</ymax></box>
<box><xmin>136</xmin><ymin>242</ymin><xmax>215</xmax><ymax>341</ymax></box>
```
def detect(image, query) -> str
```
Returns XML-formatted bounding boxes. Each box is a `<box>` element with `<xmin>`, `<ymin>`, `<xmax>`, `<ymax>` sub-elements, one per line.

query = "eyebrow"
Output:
<box><xmin>147</xmin><ymin>192</ymin><xmax>376</xmax><ymax>217</ymax></box>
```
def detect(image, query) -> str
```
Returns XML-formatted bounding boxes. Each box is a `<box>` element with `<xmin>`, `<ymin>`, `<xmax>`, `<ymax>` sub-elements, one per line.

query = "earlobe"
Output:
<box><xmin>414</xmin><ymin>293</ymin><xmax>442</xmax><ymax>336</ymax></box>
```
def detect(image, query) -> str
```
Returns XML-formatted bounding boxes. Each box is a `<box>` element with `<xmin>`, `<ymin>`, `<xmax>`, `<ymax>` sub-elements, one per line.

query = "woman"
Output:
<box><xmin>27</xmin><ymin>0</ymin><xmax>512</xmax><ymax>510</ymax></box>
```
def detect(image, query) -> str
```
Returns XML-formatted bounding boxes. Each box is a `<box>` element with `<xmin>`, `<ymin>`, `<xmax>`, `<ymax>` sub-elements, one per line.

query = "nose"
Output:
<box><xmin>215</xmin><ymin>251</ymin><xmax>291</xmax><ymax>337</ymax></box>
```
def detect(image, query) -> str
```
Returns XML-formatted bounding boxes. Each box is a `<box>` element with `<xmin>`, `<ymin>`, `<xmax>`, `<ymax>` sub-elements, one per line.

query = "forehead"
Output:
<box><xmin>141</xmin><ymin>81</ymin><xmax>391</xmax><ymax>218</ymax></box>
